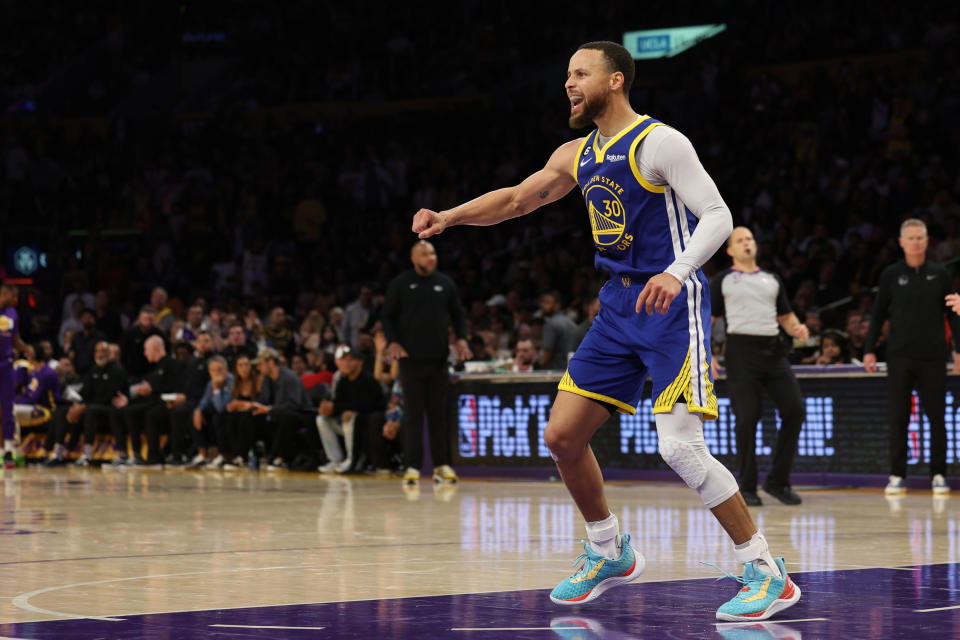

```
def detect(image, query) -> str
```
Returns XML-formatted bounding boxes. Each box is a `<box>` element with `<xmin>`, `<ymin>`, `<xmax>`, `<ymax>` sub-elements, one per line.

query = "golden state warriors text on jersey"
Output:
<box><xmin>574</xmin><ymin>115</ymin><xmax>699</xmax><ymax>280</ymax></box>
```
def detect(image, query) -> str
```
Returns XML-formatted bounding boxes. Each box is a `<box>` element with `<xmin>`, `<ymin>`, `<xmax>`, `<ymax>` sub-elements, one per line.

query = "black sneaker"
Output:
<box><xmin>741</xmin><ymin>490</ymin><xmax>763</xmax><ymax>506</ymax></box>
<box><xmin>44</xmin><ymin>457</ymin><xmax>67</xmax><ymax>468</ymax></box>
<box><xmin>763</xmin><ymin>482</ymin><xmax>802</xmax><ymax>505</ymax></box>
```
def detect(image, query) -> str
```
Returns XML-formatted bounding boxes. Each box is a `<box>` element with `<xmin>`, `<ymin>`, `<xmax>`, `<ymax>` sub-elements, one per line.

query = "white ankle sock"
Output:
<box><xmin>734</xmin><ymin>531</ymin><xmax>782</xmax><ymax>579</ymax></box>
<box><xmin>585</xmin><ymin>513</ymin><xmax>621</xmax><ymax>560</ymax></box>
<box><xmin>83</xmin><ymin>444</ymin><xmax>93</xmax><ymax>457</ymax></box>
<box><xmin>3</xmin><ymin>440</ymin><xmax>14</xmax><ymax>454</ymax></box>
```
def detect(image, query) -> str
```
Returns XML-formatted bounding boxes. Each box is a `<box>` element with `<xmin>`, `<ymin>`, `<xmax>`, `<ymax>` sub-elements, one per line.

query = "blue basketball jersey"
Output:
<box><xmin>573</xmin><ymin>115</ymin><xmax>699</xmax><ymax>281</ymax></box>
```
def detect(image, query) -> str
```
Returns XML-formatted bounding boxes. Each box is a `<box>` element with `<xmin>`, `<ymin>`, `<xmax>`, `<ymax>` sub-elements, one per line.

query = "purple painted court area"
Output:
<box><xmin>4</xmin><ymin>563</ymin><xmax>959</xmax><ymax>639</ymax></box>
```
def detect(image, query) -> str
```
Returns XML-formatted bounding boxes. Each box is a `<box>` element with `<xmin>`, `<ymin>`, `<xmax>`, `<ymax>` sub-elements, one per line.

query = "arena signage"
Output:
<box><xmin>623</xmin><ymin>24</ymin><xmax>727</xmax><ymax>60</ymax></box>
<box><xmin>451</xmin><ymin>377</ymin><xmax>960</xmax><ymax>475</ymax></box>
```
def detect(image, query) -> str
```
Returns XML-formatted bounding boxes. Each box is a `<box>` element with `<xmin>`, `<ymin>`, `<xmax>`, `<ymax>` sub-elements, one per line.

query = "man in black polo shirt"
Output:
<box><xmin>864</xmin><ymin>218</ymin><xmax>959</xmax><ymax>496</ymax></box>
<box><xmin>712</xmin><ymin>227</ymin><xmax>809</xmax><ymax>506</ymax></box>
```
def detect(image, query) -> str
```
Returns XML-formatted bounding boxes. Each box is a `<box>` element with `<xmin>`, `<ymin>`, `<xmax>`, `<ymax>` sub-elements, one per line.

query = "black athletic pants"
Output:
<box><xmin>267</xmin><ymin>410</ymin><xmax>322</xmax><ymax>464</ymax></box>
<box><xmin>46</xmin><ymin>404</ymin><xmax>121</xmax><ymax>450</ymax></box>
<box><xmin>122</xmin><ymin>401</ymin><xmax>170</xmax><ymax>462</ymax></box>
<box><xmin>399</xmin><ymin>359</ymin><xmax>450</xmax><ymax>470</ymax></box>
<box><xmin>887</xmin><ymin>356</ymin><xmax>947</xmax><ymax>478</ymax></box>
<box><xmin>724</xmin><ymin>335</ymin><xmax>805</xmax><ymax>492</ymax></box>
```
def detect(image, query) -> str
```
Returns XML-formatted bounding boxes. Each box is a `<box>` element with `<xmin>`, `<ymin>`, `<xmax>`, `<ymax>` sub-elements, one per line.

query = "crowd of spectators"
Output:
<box><xmin>3</xmin><ymin>2</ymin><xmax>960</xmax><ymax>467</ymax></box>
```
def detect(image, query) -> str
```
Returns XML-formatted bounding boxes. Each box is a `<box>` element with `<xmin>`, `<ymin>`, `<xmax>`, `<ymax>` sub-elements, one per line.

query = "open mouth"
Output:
<box><xmin>569</xmin><ymin>95</ymin><xmax>584</xmax><ymax>112</ymax></box>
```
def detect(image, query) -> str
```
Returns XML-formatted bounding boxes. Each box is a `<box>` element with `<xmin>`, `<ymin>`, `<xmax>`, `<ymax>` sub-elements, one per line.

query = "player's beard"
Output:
<box><xmin>569</xmin><ymin>90</ymin><xmax>607</xmax><ymax>129</ymax></box>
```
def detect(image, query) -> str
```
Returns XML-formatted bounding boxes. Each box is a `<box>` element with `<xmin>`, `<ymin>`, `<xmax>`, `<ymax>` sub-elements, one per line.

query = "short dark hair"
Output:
<box><xmin>578</xmin><ymin>41</ymin><xmax>635</xmax><ymax>95</ymax></box>
<box><xmin>30</xmin><ymin>342</ymin><xmax>47</xmax><ymax>361</ymax></box>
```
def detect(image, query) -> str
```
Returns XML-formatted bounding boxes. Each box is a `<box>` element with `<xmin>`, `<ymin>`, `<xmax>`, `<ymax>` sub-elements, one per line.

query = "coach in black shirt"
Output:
<box><xmin>712</xmin><ymin>227</ymin><xmax>809</xmax><ymax>506</ymax></box>
<box><xmin>383</xmin><ymin>241</ymin><xmax>471</xmax><ymax>485</ymax></box>
<box><xmin>864</xmin><ymin>218</ymin><xmax>959</xmax><ymax>496</ymax></box>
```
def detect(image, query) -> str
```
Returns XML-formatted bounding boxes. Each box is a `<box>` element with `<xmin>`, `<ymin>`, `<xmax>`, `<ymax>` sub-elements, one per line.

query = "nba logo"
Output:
<box><xmin>458</xmin><ymin>395</ymin><xmax>478</xmax><ymax>457</ymax></box>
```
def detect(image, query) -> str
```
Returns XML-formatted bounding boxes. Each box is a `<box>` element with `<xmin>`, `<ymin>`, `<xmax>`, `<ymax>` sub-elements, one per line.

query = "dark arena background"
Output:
<box><xmin>1</xmin><ymin>1</ymin><xmax>960</xmax><ymax>638</ymax></box>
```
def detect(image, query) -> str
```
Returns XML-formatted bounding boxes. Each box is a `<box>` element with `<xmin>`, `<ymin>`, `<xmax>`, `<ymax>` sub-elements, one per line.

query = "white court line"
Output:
<box><xmin>915</xmin><ymin>605</ymin><xmax>960</xmax><ymax>612</ymax></box>
<box><xmin>452</xmin><ymin>628</ymin><xmax>579</xmax><ymax>632</ymax></box>
<box><xmin>11</xmin><ymin>565</ymin><xmax>296</xmax><ymax>622</ymax></box>
<box><xmin>715</xmin><ymin>618</ymin><xmax>829</xmax><ymax>627</ymax></box>
<box><xmin>210</xmin><ymin>625</ymin><xmax>325</xmax><ymax>630</ymax></box>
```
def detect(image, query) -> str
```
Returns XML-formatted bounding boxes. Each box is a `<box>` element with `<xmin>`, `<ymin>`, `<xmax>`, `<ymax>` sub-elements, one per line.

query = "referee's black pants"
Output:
<box><xmin>399</xmin><ymin>358</ymin><xmax>451</xmax><ymax>471</ymax></box>
<box><xmin>724</xmin><ymin>335</ymin><xmax>805</xmax><ymax>492</ymax></box>
<box><xmin>887</xmin><ymin>356</ymin><xmax>947</xmax><ymax>478</ymax></box>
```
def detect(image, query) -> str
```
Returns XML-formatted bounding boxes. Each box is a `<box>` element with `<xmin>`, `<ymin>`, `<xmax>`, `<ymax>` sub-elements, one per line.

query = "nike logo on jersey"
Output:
<box><xmin>580</xmin><ymin>158</ymin><xmax>591</xmax><ymax>167</ymax></box>
<box><xmin>926</xmin><ymin>274</ymin><xmax>937</xmax><ymax>280</ymax></box>
<box><xmin>409</xmin><ymin>284</ymin><xmax>418</xmax><ymax>289</ymax></box>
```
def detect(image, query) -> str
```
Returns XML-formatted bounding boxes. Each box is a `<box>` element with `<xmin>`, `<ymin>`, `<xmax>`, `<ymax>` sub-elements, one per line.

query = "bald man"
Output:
<box><xmin>114</xmin><ymin>335</ymin><xmax>183</xmax><ymax>465</ymax></box>
<box><xmin>382</xmin><ymin>241</ymin><xmax>471</xmax><ymax>485</ymax></box>
<box><xmin>711</xmin><ymin>227</ymin><xmax>809</xmax><ymax>506</ymax></box>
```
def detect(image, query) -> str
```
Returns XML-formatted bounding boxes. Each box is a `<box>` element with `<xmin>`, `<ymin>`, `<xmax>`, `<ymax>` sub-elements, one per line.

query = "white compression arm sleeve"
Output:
<box><xmin>637</xmin><ymin>127</ymin><xmax>733</xmax><ymax>284</ymax></box>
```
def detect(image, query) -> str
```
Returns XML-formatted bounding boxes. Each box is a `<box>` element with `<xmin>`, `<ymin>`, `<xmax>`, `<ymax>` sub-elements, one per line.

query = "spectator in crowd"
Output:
<box><xmin>172</xmin><ymin>340</ymin><xmax>193</xmax><ymax>361</ymax></box>
<box><xmin>845</xmin><ymin>311</ymin><xmax>867</xmax><ymax>361</ymax></box>
<box><xmin>263</xmin><ymin>307</ymin><xmax>294</xmax><ymax>357</ymax></box>
<box><xmin>814</xmin><ymin>330</ymin><xmax>850</xmax><ymax>365</ymax></box>
<box><xmin>192</xmin><ymin>355</ymin><xmax>235</xmax><ymax>468</ymax></box>
<box><xmin>317</xmin><ymin>345</ymin><xmax>386</xmax><ymax>473</ymax></box>
<box><xmin>329</xmin><ymin>307</ymin><xmax>346</xmax><ymax>343</ymax></box>
<box><xmin>16</xmin><ymin>345</ymin><xmax>61</xmax><ymax>453</ymax></box>
<box><xmin>571</xmin><ymin>296</ymin><xmax>601</xmax><ymax>351</ymax></box>
<box><xmin>113</xmin><ymin>335</ymin><xmax>182</xmax><ymax>465</ymax></box>
<box><xmin>120</xmin><ymin>307</ymin><xmax>166</xmax><ymax>379</ymax></box>
<box><xmin>864</xmin><ymin>219</ymin><xmax>959</xmax><ymax>495</ymax></box>
<box><xmin>94</xmin><ymin>290</ymin><xmax>125</xmax><ymax>342</ymax></box>
<box><xmin>290</xmin><ymin>354</ymin><xmax>308</xmax><ymax>376</ymax></box>
<box><xmin>69</xmin><ymin>308</ymin><xmax>107</xmax><ymax>375</ymax></box>
<box><xmin>343</xmin><ymin>285</ymin><xmax>374</xmax><ymax>348</ymax></box>
<box><xmin>44</xmin><ymin>341</ymin><xmax>126</xmax><ymax>467</ymax></box>
<box><xmin>372</xmin><ymin>380</ymin><xmax>404</xmax><ymax>473</ymax></box>
<box><xmin>182</xmin><ymin>305</ymin><xmax>207</xmax><ymax>343</ymax></box>
<box><xmin>168</xmin><ymin>332</ymin><xmax>216</xmax><ymax>465</ymax></box>
<box><xmin>250</xmin><ymin>347</ymin><xmax>317</xmax><ymax>470</ymax></box>
<box><xmin>150</xmin><ymin>287</ymin><xmax>175</xmax><ymax>332</ymax></box>
<box><xmin>225</xmin><ymin>355</ymin><xmax>264</xmax><ymax>468</ymax></box>
<box><xmin>58</xmin><ymin>298</ymin><xmax>85</xmax><ymax>351</ymax></box>
<box><xmin>298</xmin><ymin>311</ymin><xmax>326</xmax><ymax>352</ymax></box>
<box><xmin>354</xmin><ymin>330</ymin><xmax>377</xmax><ymax>376</ymax></box>
<box><xmin>383</xmin><ymin>240</ymin><xmax>470</xmax><ymax>486</ymax></box>
<box><xmin>513</xmin><ymin>338</ymin><xmax>538</xmax><ymax>372</ymax></box>
<box><xmin>302</xmin><ymin>350</ymin><xmax>335</xmax><ymax>391</ymax></box>
<box><xmin>373</xmin><ymin>332</ymin><xmax>399</xmax><ymax>385</ymax></box>
<box><xmin>320</xmin><ymin>324</ymin><xmax>340</xmax><ymax>355</ymax></box>
<box><xmin>222</xmin><ymin>322</ymin><xmax>257</xmax><ymax>370</ymax></box>
<box><xmin>538</xmin><ymin>291</ymin><xmax>577</xmax><ymax>371</ymax></box>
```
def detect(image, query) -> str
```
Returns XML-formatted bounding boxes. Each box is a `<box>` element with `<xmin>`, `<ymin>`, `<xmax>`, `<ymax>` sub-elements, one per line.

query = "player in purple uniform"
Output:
<box><xmin>14</xmin><ymin>344</ymin><xmax>61</xmax><ymax>433</ymax></box>
<box><xmin>0</xmin><ymin>283</ymin><xmax>26</xmax><ymax>469</ymax></box>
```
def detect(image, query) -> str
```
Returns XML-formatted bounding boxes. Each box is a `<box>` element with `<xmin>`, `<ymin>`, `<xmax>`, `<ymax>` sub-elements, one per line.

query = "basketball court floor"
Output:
<box><xmin>0</xmin><ymin>467</ymin><xmax>957</xmax><ymax>639</ymax></box>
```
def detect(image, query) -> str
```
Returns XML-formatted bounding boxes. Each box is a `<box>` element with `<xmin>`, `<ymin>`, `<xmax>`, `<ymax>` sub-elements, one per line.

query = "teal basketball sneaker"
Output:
<box><xmin>550</xmin><ymin>533</ymin><xmax>645</xmax><ymax>605</ymax></box>
<box><xmin>715</xmin><ymin>557</ymin><xmax>801</xmax><ymax>621</ymax></box>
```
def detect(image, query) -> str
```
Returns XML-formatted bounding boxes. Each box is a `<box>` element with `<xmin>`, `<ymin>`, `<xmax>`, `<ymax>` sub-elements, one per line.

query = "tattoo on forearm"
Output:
<box><xmin>539</xmin><ymin>190</ymin><xmax>549</xmax><ymax>199</ymax></box>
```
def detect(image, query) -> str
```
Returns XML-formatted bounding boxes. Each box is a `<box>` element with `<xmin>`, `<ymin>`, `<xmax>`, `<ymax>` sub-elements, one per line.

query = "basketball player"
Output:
<box><xmin>0</xmin><ymin>283</ymin><xmax>26</xmax><ymax>469</ymax></box>
<box><xmin>412</xmin><ymin>42</ymin><xmax>800</xmax><ymax>621</ymax></box>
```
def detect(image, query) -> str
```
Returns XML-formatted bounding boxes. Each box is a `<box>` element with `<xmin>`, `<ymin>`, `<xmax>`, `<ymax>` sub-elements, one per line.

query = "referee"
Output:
<box><xmin>383</xmin><ymin>241</ymin><xmax>471</xmax><ymax>486</ymax></box>
<box><xmin>864</xmin><ymin>218</ymin><xmax>958</xmax><ymax>496</ymax></box>
<box><xmin>711</xmin><ymin>227</ymin><xmax>809</xmax><ymax>506</ymax></box>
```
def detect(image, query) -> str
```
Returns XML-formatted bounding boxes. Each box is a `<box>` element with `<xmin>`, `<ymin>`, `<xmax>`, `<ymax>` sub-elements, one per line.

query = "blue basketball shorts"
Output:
<box><xmin>559</xmin><ymin>273</ymin><xmax>717</xmax><ymax>419</ymax></box>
